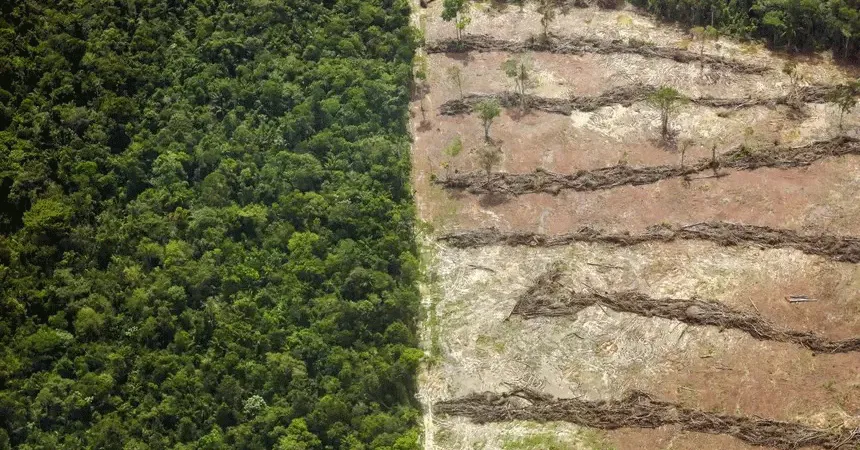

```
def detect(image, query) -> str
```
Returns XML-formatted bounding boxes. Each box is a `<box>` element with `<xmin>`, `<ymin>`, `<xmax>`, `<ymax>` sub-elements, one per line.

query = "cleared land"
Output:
<box><xmin>412</xmin><ymin>1</ymin><xmax>859</xmax><ymax>449</ymax></box>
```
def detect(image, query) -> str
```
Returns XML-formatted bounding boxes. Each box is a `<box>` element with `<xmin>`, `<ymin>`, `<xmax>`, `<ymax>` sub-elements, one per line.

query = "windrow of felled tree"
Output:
<box><xmin>0</xmin><ymin>0</ymin><xmax>420</xmax><ymax>449</ymax></box>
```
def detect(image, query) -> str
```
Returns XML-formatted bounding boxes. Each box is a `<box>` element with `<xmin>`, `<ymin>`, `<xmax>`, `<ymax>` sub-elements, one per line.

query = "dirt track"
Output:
<box><xmin>435</xmin><ymin>389</ymin><xmax>860</xmax><ymax>449</ymax></box>
<box><xmin>440</xmin><ymin>222</ymin><xmax>860</xmax><ymax>263</ymax></box>
<box><xmin>426</xmin><ymin>34</ymin><xmax>769</xmax><ymax>73</ymax></box>
<box><xmin>435</xmin><ymin>136</ymin><xmax>860</xmax><ymax>195</ymax></box>
<box><xmin>512</xmin><ymin>266</ymin><xmax>860</xmax><ymax>353</ymax></box>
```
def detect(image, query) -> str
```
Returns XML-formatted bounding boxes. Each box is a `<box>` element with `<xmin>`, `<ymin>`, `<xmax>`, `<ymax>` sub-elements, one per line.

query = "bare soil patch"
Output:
<box><xmin>413</xmin><ymin>105</ymin><xmax>847</xmax><ymax>188</ymax></box>
<box><xmin>607</xmin><ymin>427</ymin><xmax>777</xmax><ymax>450</ymax></box>
<box><xmin>512</xmin><ymin>266</ymin><xmax>860</xmax><ymax>353</ymax></box>
<box><xmin>435</xmin><ymin>136</ymin><xmax>859</xmax><ymax>195</ymax></box>
<box><xmin>435</xmin><ymin>388</ymin><xmax>860</xmax><ymax>449</ymax></box>
<box><xmin>440</xmin><ymin>221</ymin><xmax>860</xmax><ymax>263</ymax></box>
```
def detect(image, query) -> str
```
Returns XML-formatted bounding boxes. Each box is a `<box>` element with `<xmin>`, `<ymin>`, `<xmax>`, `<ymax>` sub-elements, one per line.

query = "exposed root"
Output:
<box><xmin>426</xmin><ymin>35</ymin><xmax>769</xmax><ymax>74</ymax></box>
<box><xmin>438</xmin><ymin>85</ymin><xmax>841</xmax><ymax>116</ymax></box>
<box><xmin>438</xmin><ymin>222</ymin><xmax>860</xmax><ymax>263</ymax></box>
<box><xmin>435</xmin><ymin>389</ymin><xmax>860</xmax><ymax>449</ymax></box>
<box><xmin>512</xmin><ymin>267</ymin><xmax>860</xmax><ymax>353</ymax></box>
<box><xmin>435</xmin><ymin>136</ymin><xmax>860</xmax><ymax>195</ymax></box>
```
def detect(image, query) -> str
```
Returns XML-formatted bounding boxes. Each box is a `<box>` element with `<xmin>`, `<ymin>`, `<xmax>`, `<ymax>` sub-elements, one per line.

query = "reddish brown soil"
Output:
<box><xmin>739</xmin><ymin>268</ymin><xmax>860</xmax><ymax>342</ymax></box>
<box><xmin>413</xmin><ymin>107</ymin><xmax>768</xmax><ymax>185</ymax></box>
<box><xmin>607</xmin><ymin>427</ymin><xmax>780</xmax><ymax>450</ymax></box>
<box><xmin>419</xmin><ymin>156</ymin><xmax>860</xmax><ymax>236</ymax></box>
<box><xmin>653</xmin><ymin>341</ymin><xmax>860</xmax><ymax>424</ymax></box>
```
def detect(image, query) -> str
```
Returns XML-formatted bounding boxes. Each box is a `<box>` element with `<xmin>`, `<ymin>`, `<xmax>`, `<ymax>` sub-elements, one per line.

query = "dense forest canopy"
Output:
<box><xmin>630</xmin><ymin>0</ymin><xmax>859</xmax><ymax>59</ymax></box>
<box><xmin>0</xmin><ymin>0</ymin><xmax>420</xmax><ymax>448</ymax></box>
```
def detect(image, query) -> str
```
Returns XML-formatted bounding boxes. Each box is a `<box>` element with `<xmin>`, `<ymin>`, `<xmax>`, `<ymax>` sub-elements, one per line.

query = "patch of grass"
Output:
<box><xmin>502</xmin><ymin>430</ymin><xmax>616</xmax><ymax>450</ymax></box>
<box><xmin>475</xmin><ymin>334</ymin><xmax>506</xmax><ymax>353</ymax></box>
<box><xmin>579</xmin><ymin>429</ymin><xmax>618</xmax><ymax>450</ymax></box>
<box><xmin>416</xmin><ymin>237</ymin><xmax>444</xmax><ymax>367</ymax></box>
<box><xmin>425</xmin><ymin>183</ymin><xmax>460</xmax><ymax>231</ymax></box>
<box><xmin>435</xmin><ymin>428</ymin><xmax>456</xmax><ymax>447</ymax></box>
<box><xmin>416</xmin><ymin>218</ymin><xmax>436</xmax><ymax>237</ymax></box>
<box><xmin>502</xmin><ymin>433</ymin><xmax>569</xmax><ymax>450</ymax></box>
<box><xmin>616</xmin><ymin>14</ymin><xmax>633</xmax><ymax>27</ymax></box>
<box><xmin>628</xmin><ymin>37</ymin><xmax>654</xmax><ymax>48</ymax></box>
<box><xmin>421</xmin><ymin>266</ymin><xmax>444</xmax><ymax>366</ymax></box>
<box><xmin>781</xmin><ymin>128</ymin><xmax>801</xmax><ymax>143</ymax></box>
<box><xmin>740</xmin><ymin>42</ymin><xmax>762</xmax><ymax>54</ymax></box>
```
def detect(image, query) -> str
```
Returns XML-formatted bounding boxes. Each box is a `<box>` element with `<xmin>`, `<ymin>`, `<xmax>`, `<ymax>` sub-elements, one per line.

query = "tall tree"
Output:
<box><xmin>536</xmin><ymin>0</ymin><xmax>557</xmax><ymax>41</ymax></box>
<box><xmin>827</xmin><ymin>80</ymin><xmax>860</xmax><ymax>131</ymax></box>
<box><xmin>502</xmin><ymin>55</ymin><xmax>537</xmax><ymax>112</ymax></box>
<box><xmin>691</xmin><ymin>25</ymin><xmax>719</xmax><ymax>76</ymax></box>
<box><xmin>647</xmin><ymin>86</ymin><xmax>687</xmax><ymax>139</ymax></box>
<box><xmin>442</xmin><ymin>0</ymin><xmax>471</xmax><ymax>43</ymax></box>
<box><xmin>447</xmin><ymin>65</ymin><xmax>465</xmax><ymax>100</ymax></box>
<box><xmin>474</xmin><ymin>144</ymin><xmax>502</xmax><ymax>184</ymax></box>
<box><xmin>475</xmin><ymin>99</ymin><xmax>501</xmax><ymax>141</ymax></box>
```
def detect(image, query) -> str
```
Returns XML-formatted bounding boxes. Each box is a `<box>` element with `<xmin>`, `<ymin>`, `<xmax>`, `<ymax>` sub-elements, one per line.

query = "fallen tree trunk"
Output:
<box><xmin>511</xmin><ymin>267</ymin><xmax>860</xmax><ymax>353</ymax></box>
<box><xmin>439</xmin><ymin>222</ymin><xmax>860</xmax><ymax>263</ymax></box>
<box><xmin>435</xmin><ymin>136</ymin><xmax>860</xmax><ymax>195</ymax></box>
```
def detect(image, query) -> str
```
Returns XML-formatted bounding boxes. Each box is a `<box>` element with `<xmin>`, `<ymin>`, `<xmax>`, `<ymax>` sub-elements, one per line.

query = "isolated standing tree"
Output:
<box><xmin>709</xmin><ymin>144</ymin><xmax>721</xmax><ymax>177</ymax></box>
<box><xmin>474</xmin><ymin>144</ymin><xmax>502</xmax><ymax>184</ymax></box>
<box><xmin>442</xmin><ymin>0</ymin><xmax>471</xmax><ymax>44</ymax></box>
<box><xmin>536</xmin><ymin>0</ymin><xmax>557</xmax><ymax>41</ymax></box>
<box><xmin>690</xmin><ymin>25</ymin><xmax>718</xmax><ymax>76</ymax></box>
<box><xmin>647</xmin><ymin>86</ymin><xmax>687</xmax><ymax>140</ymax></box>
<box><xmin>502</xmin><ymin>55</ymin><xmax>536</xmax><ymax>112</ymax></box>
<box><xmin>678</xmin><ymin>139</ymin><xmax>691</xmax><ymax>169</ymax></box>
<box><xmin>447</xmin><ymin>65</ymin><xmax>465</xmax><ymax>99</ymax></box>
<box><xmin>826</xmin><ymin>81</ymin><xmax>859</xmax><ymax>131</ymax></box>
<box><xmin>475</xmin><ymin>99</ymin><xmax>501</xmax><ymax>141</ymax></box>
<box><xmin>442</xmin><ymin>135</ymin><xmax>463</xmax><ymax>178</ymax></box>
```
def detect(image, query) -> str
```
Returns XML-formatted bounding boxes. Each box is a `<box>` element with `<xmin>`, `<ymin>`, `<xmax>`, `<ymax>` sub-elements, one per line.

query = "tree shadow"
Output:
<box><xmin>447</xmin><ymin>189</ymin><xmax>467</xmax><ymax>201</ymax></box>
<box><xmin>478</xmin><ymin>191</ymin><xmax>512</xmax><ymax>208</ymax></box>
<box><xmin>488</xmin><ymin>0</ymin><xmax>510</xmax><ymax>12</ymax></box>
<box><xmin>784</xmin><ymin>102</ymin><xmax>810</xmax><ymax>121</ymax></box>
<box><xmin>417</xmin><ymin>120</ymin><xmax>433</xmax><ymax>132</ymax></box>
<box><xmin>650</xmin><ymin>129</ymin><xmax>679</xmax><ymax>152</ymax></box>
<box><xmin>506</xmin><ymin>107</ymin><xmax>533</xmax><ymax>121</ymax></box>
<box><xmin>484</xmin><ymin>136</ymin><xmax>504</xmax><ymax>147</ymax></box>
<box><xmin>446</xmin><ymin>51</ymin><xmax>475</xmax><ymax>68</ymax></box>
